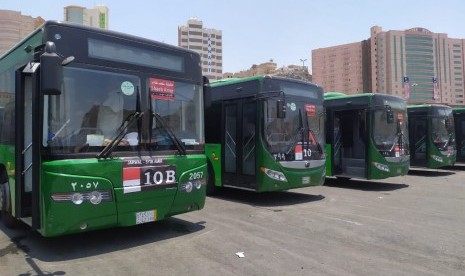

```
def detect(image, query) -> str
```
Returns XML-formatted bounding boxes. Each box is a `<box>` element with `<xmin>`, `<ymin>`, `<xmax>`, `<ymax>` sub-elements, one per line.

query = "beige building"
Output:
<box><xmin>312</xmin><ymin>26</ymin><xmax>465</xmax><ymax>105</ymax></box>
<box><xmin>0</xmin><ymin>10</ymin><xmax>44</xmax><ymax>56</ymax></box>
<box><xmin>312</xmin><ymin>41</ymin><xmax>367</xmax><ymax>94</ymax></box>
<box><xmin>224</xmin><ymin>60</ymin><xmax>312</xmax><ymax>82</ymax></box>
<box><xmin>64</xmin><ymin>5</ymin><xmax>109</xmax><ymax>29</ymax></box>
<box><xmin>178</xmin><ymin>18</ymin><xmax>223</xmax><ymax>80</ymax></box>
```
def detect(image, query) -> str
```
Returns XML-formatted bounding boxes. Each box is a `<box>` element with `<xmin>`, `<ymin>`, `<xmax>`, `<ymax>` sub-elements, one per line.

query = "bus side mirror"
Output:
<box><xmin>40</xmin><ymin>52</ymin><xmax>62</xmax><ymax>95</ymax></box>
<box><xmin>277</xmin><ymin>100</ymin><xmax>286</xmax><ymax>119</ymax></box>
<box><xmin>386</xmin><ymin>107</ymin><xmax>394</xmax><ymax>124</ymax></box>
<box><xmin>203</xmin><ymin>76</ymin><xmax>211</xmax><ymax>108</ymax></box>
<box><xmin>40</xmin><ymin>42</ymin><xmax>62</xmax><ymax>95</ymax></box>
<box><xmin>444</xmin><ymin>117</ymin><xmax>450</xmax><ymax>128</ymax></box>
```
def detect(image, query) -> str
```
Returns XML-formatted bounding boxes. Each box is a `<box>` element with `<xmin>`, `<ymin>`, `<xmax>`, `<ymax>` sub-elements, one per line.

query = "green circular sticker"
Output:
<box><xmin>288</xmin><ymin>102</ymin><xmax>296</xmax><ymax>111</ymax></box>
<box><xmin>121</xmin><ymin>81</ymin><xmax>135</xmax><ymax>96</ymax></box>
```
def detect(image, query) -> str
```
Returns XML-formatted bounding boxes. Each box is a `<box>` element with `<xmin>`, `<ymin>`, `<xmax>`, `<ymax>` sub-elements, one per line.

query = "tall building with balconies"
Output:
<box><xmin>64</xmin><ymin>5</ymin><xmax>109</xmax><ymax>29</ymax></box>
<box><xmin>312</xmin><ymin>26</ymin><xmax>465</xmax><ymax>105</ymax></box>
<box><xmin>0</xmin><ymin>10</ymin><xmax>44</xmax><ymax>56</ymax></box>
<box><xmin>312</xmin><ymin>41</ymin><xmax>369</xmax><ymax>94</ymax></box>
<box><xmin>178</xmin><ymin>18</ymin><xmax>223</xmax><ymax>80</ymax></box>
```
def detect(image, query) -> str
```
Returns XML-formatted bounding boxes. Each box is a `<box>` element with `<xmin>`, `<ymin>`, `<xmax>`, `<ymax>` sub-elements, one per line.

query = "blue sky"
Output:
<box><xmin>2</xmin><ymin>0</ymin><xmax>465</xmax><ymax>73</ymax></box>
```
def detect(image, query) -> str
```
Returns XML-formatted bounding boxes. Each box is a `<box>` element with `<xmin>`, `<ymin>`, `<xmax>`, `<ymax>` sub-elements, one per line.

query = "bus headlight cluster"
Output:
<box><xmin>180</xmin><ymin>179</ymin><xmax>206</xmax><ymax>193</ymax></box>
<box><xmin>51</xmin><ymin>190</ymin><xmax>112</xmax><ymax>205</ymax></box>
<box><xmin>372</xmin><ymin>162</ymin><xmax>390</xmax><ymax>172</ymax></box>
<box><xmin>261</xmin><ymin>167</ymin><xmax>288</xmax><ymax>182</ymax></box>
<box><xmin>431</xmin><ymin>155</ymin><xmax>443</xmax><ymax>162</ymax></box>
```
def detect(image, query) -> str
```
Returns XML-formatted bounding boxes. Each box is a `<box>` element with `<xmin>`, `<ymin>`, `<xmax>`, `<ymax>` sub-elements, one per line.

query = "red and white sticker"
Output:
<box><xmin>122</xmin><ymin>158</ymin><xmax>177</xmax><ymax>194</ymax></box>
<box><xmin>149</xmin><ymin>78</ymin><xmax>175</xmax><ymax>101</ymax></box>
<box><xmin>305</xmin><ymin>104</ymin><xmax>316</xmax><ymax>117</ymax></box>
<box><xmin>295</xmin><ymin>145</ymin><xmax>303</xmax><ymax>160</ymax></box>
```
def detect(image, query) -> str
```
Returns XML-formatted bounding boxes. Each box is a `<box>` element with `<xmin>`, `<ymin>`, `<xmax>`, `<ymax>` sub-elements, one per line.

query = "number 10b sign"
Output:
<box><xmin>123</xmin><ymin>164</ymin><xmax>177</xmax><ymax>194</ymax></box>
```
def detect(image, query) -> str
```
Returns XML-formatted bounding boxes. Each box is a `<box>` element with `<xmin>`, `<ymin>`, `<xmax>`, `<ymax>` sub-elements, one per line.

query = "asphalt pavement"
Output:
<box><xmin>1</xmin><ymin>164</ymin><xmax>465</xmax><ymax>275</ymax></box>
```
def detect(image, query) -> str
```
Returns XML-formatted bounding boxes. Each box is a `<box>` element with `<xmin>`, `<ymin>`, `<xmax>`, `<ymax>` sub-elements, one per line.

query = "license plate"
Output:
<box><xmin>136</xmin><ymin>210</ymin><xmax>157</xmax><ymax>224</ymax></box>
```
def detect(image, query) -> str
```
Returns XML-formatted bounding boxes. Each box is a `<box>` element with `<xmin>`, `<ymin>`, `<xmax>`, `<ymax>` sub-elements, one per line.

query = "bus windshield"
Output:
<box><xmin>150</xmin><ymin>80</ymin><xmax>204</xmax><ymax>150</ymax></box>
<box><xmin>371</xmin><ymin>96</ymin><xmax>409</xmax><ymax>157</ymax></box>
<box><xmin>44</xmin><ymin>67</ymin><xmax>142</xmax><ymax>154</ymax></box>
<box><xmin>44</xmin><ymin>66</ymin><xmax>204</xmax><ymax>154</ymax></box>
<box><xmin>372</xmin><ymin>108</ymin><xmax>409</xmax><ymax>155</ymax></box>
<box><xmin>263</xmin><ymin>80</ymin><xmax>324</xmax><ymax>161</ymax></box>
<box><xmin>431</xmin><ymin>108</ymin><xmax>455</xmax><ymax>151</ymax></box>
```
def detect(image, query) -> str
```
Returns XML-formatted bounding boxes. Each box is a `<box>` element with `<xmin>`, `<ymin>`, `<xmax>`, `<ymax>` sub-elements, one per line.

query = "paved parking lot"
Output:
<box><xmin>1</xmin><ymin>165</ymin><xmax>465</xmax><ymax>275</ymax></box>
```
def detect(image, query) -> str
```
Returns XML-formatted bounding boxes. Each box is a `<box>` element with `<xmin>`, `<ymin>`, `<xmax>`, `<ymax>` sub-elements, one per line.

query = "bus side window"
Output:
<box><xmin>0</xmin><ymin>102</ymin><xmax>15</xmax><ymax>144</ymax></box>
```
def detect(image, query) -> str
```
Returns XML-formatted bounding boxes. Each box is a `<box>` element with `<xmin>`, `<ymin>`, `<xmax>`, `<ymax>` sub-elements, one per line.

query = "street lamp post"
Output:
<box><xmin>300</xmin><ymin>58</ymin><xmax>307</xmax><ymax>80</ymax></box>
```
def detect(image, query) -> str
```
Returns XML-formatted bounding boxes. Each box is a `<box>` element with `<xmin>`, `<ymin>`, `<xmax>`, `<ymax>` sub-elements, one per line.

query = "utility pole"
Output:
<box><xmin>300</xmin><ymin>58</ymin><xmax>307</xmax><ymax>80</ymax></box>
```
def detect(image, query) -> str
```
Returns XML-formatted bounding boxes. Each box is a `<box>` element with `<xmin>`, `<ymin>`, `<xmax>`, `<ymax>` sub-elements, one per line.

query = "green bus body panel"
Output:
<box><xmin>408</xmin><ymin>104</ymin><xmax>456</xmax><ymax>168</ymax></box>
<box><xmin>205</xmin><ymin>143</ymin><xmax>222</xmax><ymax>187</ymax></box>
<box><xmin>206</xmin><ymin>142</ymin><xmax>325</xmax><ymax>192</ymax></box>
<box><xmin>257</xmin><ymin>141</ymin><xmax>325</xmax><ymax>192</ymax></box>
<box><xmin>325</xmin><ymin>93</ymin><xmax>410</xmax><ymax>180</ymax></box>
<box><xmin>326</xmin><ymin>142</ymin><xmax>409</xmax><ymax>179</ymax></box>
<box><xmin>367</xmin><ymin>139</ymin><xmax>410</xmax><ymax>179</ymax></box>
<box><xmin>425</xmin><ymin>139</ymin><xmax>456</xmax><ymax>168</ymax></box>
<box><xmin>40</xmin><ymin>155</ymin><xmax>206</xmax><ymax>237</ymax></box>
<box><xmin>325</xmin><ymin>144</ymin><xmax>332</xmax><ymax>176</ymax></box>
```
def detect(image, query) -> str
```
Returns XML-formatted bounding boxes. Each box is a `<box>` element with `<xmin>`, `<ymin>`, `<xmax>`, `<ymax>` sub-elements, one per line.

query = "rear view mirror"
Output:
<box><xmin>385</xmin><ymin>106</ymin><xmax>394</xmax><ymax>124</ymax></box>
<box><xmin>444</xmin><ymin>117</ymin><xmax>450</xmax><ymax>128</ymax></box>
<box><xmin>40</xmin><ymin>42</ymin><xmax>62</xmax><ymax>95</ymax></box>
<box><xmin>277</xmin><ymin>100</ymin><xmax>286</xmax><ymax>118</ymax></box>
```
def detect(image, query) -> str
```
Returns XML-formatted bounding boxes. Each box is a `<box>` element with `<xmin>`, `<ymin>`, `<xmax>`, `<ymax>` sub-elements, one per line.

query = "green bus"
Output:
<box><xmin>407</xmin><ymin>104</ymin><xmax>456</xmax><ymax>168</ymax></box>
<box><xmin>452</xmin><ymin>107</ymin><xmax>465</xmax><ymax>162</ymax></box>
<box><xmin>324</xmin><ymin>93</ymin><xmax>410</xmax><ymax>180</ymax></box>
<box><xmin>0</xmin><ymin>21</ymin><xmax>207</xmax><ymax>237</ymax></box>
<box><xmin>204</xmin><ymin>76</ymin><xmax>326</xmax><ymax>193</ymax></box>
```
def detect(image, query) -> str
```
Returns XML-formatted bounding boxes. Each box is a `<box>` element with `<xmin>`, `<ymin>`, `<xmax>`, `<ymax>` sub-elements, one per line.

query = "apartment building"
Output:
<box><xmin>312</xmin><ymin>41</ymin><xmax>368</xmax><ymax>94</ymax></box>
<box><xmin>64</xmin><ymin>5</ymin><xmax>109</xmax><ymax>29</ymax></box>
<box><xmin>0</xmin><ymin>10</ymin><xmax>44</xmax><ymax>56</ymax></box>
<box><xmin>312</xmin><ymin>26</ymin><xmax>465</xmax><ymax>105</ymax></box>
<box><xmin>178</xmin><ymin>18</ymin><xmax>223</xmax><ymax>80</ymax></box>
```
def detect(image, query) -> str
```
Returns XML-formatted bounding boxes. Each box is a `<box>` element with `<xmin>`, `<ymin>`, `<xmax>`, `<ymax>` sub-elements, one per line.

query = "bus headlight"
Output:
<box><xmin>431</xmin><ymin>155</ymin><xmax>443</xmax><ymax>162</ymax></box>
<box><xmin>89</xmin><ymin>191</ymin><xmax>103</xmax><ymax>205</ymax></box>
<box><xmin>52</xmin><ymin>190</ymin><xmax>112</xmax><ymax>205</ymax></box>
<box><xmin>193</xmin><ymin>180</ymin><xmax>202</xmax><ymax>190</ymax></box>
<box><xmin>261</xmin><ymin>167</ymin><xmax>288</xmax><ymax>182</ymax></box>
<box><xmin>181</xmin><ymin>182</ymin><xmax>193</xmax><ymax>193</ymax></box>
<box><xmin>372</xmin><ymin>162</ymin><xmax>390</xmax><ymax>172</ymax></box>
<box><xmin>180</xmin><ymin>178</ymin><xmax>205</xmax><ymax>192</ymax></box>
<box><xmin>71</xmin><ymin>193</ymin><xmax>84</xmax><ymax>205</ymax></box>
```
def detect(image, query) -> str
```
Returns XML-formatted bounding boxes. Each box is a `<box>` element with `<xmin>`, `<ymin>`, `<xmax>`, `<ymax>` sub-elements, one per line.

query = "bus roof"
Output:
<box><xmin>210</xmin><ymin>75</ymin><xmax>320</xmax><ymax>88</ymax></box>
<box><xmin>407</xmin><ymin>104</ymin><xmax>452</xmax><ymax>109</ymax></box>
<box><xmin>324</xmin><ymin>92</ymin><xmax>405</xmax><ymax>102</ymax></box>
<box><xmin>44</xmin><ymin>21</ymin><xmax>200</xmax><ymax>56</ymax></box>
<box><xmin>1</xmin><ymin>20</ymin><xmax>200</xmax><ymax>62</ymax></box>
<box><xmin>452</xmin><ymin>106</ymin><xmax>465</xmax><ymax>113</ymax></box>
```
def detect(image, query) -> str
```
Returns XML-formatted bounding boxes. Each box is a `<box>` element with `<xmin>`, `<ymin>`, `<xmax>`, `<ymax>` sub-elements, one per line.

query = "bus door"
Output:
<box><xmin>334</xmin><ymin>109</ymin><xmax>367</xmax><ymax>178</ymax></box>
<box><xmin>223</xmin><ymin>100</ymin><xmax>257</xmax><ymax>189</ymax></box>
<box><xmin>456</xmin><ymin>114</ymin><xmax>465</xmax><ymax>162</ymax></box>
<box><xmin>15</xmin><ymin>64</ymin><xmax>41</xmax><ymax>228</ymax></box>
<box><xmin>409</xmin><ymin>113</ymin><xmax>428</xmax><ymax>166</ymax></box>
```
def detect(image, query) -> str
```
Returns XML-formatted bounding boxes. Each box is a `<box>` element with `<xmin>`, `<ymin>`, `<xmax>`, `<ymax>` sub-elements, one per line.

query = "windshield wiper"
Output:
<box><xmin>152</xmin><ymin>112</ymin><xmax>187</xmax><ymax>155</ymax></box>
<box><xmin>286</xmin><ymin>109</ymin><xmax>323</xmax><ymax>155</ymax></box>
<box><xmin>48</xmin><ymin>119</ymin><xmax>70</xmax><ymax>143</ymax></box>
<box><xmin>96</xmin><ymin>111</ymin><xmax>144</xmax><ymax>159</ymax></box>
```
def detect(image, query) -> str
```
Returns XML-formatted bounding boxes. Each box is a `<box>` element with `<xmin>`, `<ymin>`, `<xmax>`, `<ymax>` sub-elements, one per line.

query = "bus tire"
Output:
<box><xmin>206</xmin><ymin>161</ymin><xmax>217</xmax><ymax>195</ymax></box>
<box><xmin>0</xmin><ymin>182</ymin><xmax>19</xmax><ymax>228</ymax></box>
